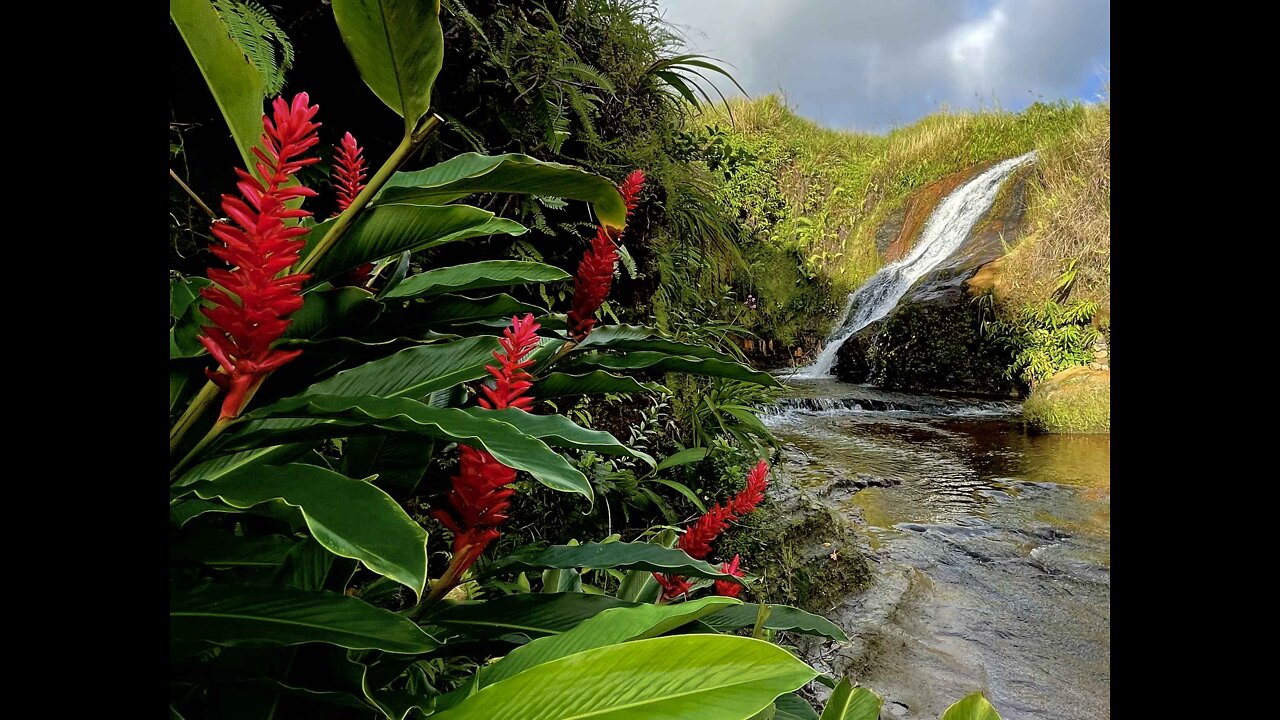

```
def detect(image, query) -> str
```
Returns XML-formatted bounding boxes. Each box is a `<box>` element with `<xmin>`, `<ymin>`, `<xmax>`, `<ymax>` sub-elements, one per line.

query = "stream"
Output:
<box><xmin>766</xmin><ymin>379</ymin><xmax>1110</xmax><ymax>720</ymax></box>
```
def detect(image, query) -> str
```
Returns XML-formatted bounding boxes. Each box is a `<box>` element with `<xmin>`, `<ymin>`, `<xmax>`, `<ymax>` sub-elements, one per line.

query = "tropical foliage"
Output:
<box><xmin>170</xmin><ymin>2</ymin><xmax>1014</xmax><ymax>717</ymax></box>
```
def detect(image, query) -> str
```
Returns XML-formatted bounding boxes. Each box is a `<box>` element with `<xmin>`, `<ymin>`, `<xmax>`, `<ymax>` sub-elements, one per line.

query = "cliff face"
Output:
<box><xmin>833</xmin><ymin>164</ymin><xmax>1035</xmax><ymax>395</ymax></box>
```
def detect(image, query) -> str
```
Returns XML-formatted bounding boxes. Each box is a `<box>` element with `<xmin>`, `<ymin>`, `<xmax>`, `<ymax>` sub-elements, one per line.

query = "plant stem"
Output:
<box><xmin>296</xmin><ymin>114</ymin><xmax>443</xmax><ymax>276</ymax></box>
<box><xmin>170</xmin><ymin>380</ymin><xmax>221</xmax><ymax>453</ymax></box>
<box><xmin>750</xmin><ymin>603</ymin><xmax>772</xmax><ymax>640</ymax></box>
<box><xmin>170</xmin><ymin>168</ymin><xmax>217</xmax><ymax>219</ymax></box>
<box><xmin>170</xmin><ymin>417</ymin><xmax>233</xmax><ymax>481</ymax></box>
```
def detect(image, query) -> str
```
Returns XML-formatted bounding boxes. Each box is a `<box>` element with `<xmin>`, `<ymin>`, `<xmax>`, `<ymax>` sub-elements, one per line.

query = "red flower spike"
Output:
<box><xmin>714</xmin><ymin>554</ymin><xmax>745</xmax><ymax>598</ymax></box>
<box><xmin>199</xmin><ymin>92</ymin><xmax>321</xmax><ymax>420</ymax></box>
<box><xmin>332</xmin><ymin>131</ymin><xmax>368</xmax><ymax>215</ymax></box>
<box><xmin>566</xmin><ymin>170</ymin><xmax>646</xmax><ymax>342</ymax></box>
<box><xmin>432</xmin><ymin>315</ymin><xmax>542</xmax><ymax>584</ymax></box>
<box><xmin>655</xmin><ymin>460</ymin><xmax>770</xmax><ymax>602</ymax></box>
<box><xmin>479</xmin><ymin>315</ymin><xmax>542</xmax><ymax>411</ymax></box>
<box><xmin>655</xmin><ymin>573</ymin><xmax>692</xmax><ymax>601</ymax></box>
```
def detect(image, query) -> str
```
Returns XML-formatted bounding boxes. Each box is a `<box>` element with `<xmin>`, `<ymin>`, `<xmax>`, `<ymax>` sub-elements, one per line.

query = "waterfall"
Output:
<box><xmin>791</xmin><ymin>151</ymin><xmax>1038</xmax><ymax>379</ymax></box>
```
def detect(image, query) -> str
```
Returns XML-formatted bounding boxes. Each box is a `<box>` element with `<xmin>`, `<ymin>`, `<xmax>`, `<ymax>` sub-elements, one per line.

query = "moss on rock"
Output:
<box><xmin>1023</xmin><ymin>366</ymin><xmax>1110</xmax><ymax>433</ymax></box>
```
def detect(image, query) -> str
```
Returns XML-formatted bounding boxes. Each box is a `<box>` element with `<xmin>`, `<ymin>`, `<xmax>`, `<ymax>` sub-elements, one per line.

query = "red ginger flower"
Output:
<box><xmin>566</xmin><ymin>170</ymin><xmax>646</xmax><ymax>342</ymax></box>
<box><xmin>331</xmin><ymin>131</ymin><xmax>367</xmax><ymax>215</ymax></box>
<box><xmin>199</xmin><ymin>93</ymin><xmax>320</xmax><ymax>420</ymax></box>
<box><xmin>714</xmin><ymin>554</ymin><xmax>745</xmax><ymax>598</ymax></box>
<box><xmin>656</xmin><ymin>460</ymin><xmax>770</xmax><ymax>601</ymax></box>
<box><xmin>430</xmin><ymin>315</ymin><xmax>541</xmax><ymax>588</ymax></box>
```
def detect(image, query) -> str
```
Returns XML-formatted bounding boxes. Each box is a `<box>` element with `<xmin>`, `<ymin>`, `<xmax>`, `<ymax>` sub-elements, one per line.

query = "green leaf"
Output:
<box><xmin>284</xmin><ymin>286</ymin><xmax>382</xmax><ymax>339</ymax></box>
<box><xmin>170</xmin><ymin>532</ymin><xmax>296</xmax><ymax>567</ymax></box>
<box><xmin>818</xmin><ymin>679</ymin><xmax>880</xmax><ymax>720</ymax></box>
<box><xmin>343</xmin><ymin>434</ymin><xmax>434</xmax><ymax>496</ymax></box>
<box><xmin>702</xmin><ymin>604</ymin><xmax>848</xmax><ymax>642</ymax></box>
<box><xmin>173</xmin><ymin>443</ymin><xmax>312</xmax><ymax>487</ymax></box>
<box><xmin>484</xmin><ymin>542</ymin><xmax>742</xmax><ymax>583</ymax></box>
<box><xmin>775</xmin><ymin>694</ymin><xmax>820</xmax><ymax>720</ymax></box>
<box><xmin>384</xmin><ymin>260</ymin><xmax>570</xmax><ymax>300</ymax></box>
<box><xmin>531</xmin><ymin>371</ymin><xmax>664</xmax><ymax>399</ymax></box>
<box><xmin>170</xmin><ymin>276</ymin><xmax>212</xmax><ymax>358</ymax></box>
<box><xmin>464</xmin><ymin>409</ymin><xmax>653</xmax><ymax>465</ymax></box>
<box><xmin>296</xmin><ymin>335</ymin><xmax>499</xmax><ymax>399</ymax></box>
<box><xmin>171</xmin><ymin>584</ymin><xmax>436</xmax><ymax>653</ymax></box>
<box><xmin>425</xmin><ymin>592</ymin><xmax>632</xmax><ymax>639</ymax></box>
<box><xmin>575</xmin><ymin>325</ymin><xmax>747</xmax><ymax>362</ymax></box>
<box><xmin>277</xmin><ymin>537</ymin><xmax>335</xmax><ymax>592</ymax></box>
<box><xmin>235</xmin><ymin>396</ymin><xmax>592</xmax><ymax>502</ymax></box>
<box><xmin>421</xmin><ymin>293</ymin><xmax>543</xmax><ymax>326</ymax></box>
<box><xmin>431</xmin><ymin>635</ymin><xmax>817</xmax><ymax>720</ymax></box>
<box><xmin>653</xmin><ymin>447</ymin><xmax>709</xmax><ymax>473</ymax></box>
<box><xmin>479</xmin><ymin>597</ymin><xmax>739</xmax><ymax>689</ymax></box>
<box><xmin>311</xmin><ymin>204</ymin><xmax>525</xmax><ymax>282</ymax></box>
<box><xmin>647</xmin><ymin>477</ymin><xmax>707</xmax><ymax>513</ymax></box>
<box><xmin>184</xmin><ymin>463</ymin><xmax>430</xmax><ymax>596</ymax></box>
<box><xmin>331</xmin><ymin>0</ymin><xmax>443</xmax><ymax>129</ymax></box>
<box><xmin>940</xmin><ymin>692</ymin><xmax>1002</xmax><ymax>720</ymax></box>
<box><xmin>567</xmin><ymin>351</ymin><xmax>781</xmax><ymax>387</ymax></box>
<box><xmin>378</xmin><ymin>152</ymin><xmax>627</xmax><ymax>228</ymax></box>
<box><xmin>170</xmin><ymin>0</ymin><xmax>266</xmax><ymax>170</ymax></box>
<box><xmin>616</xmin><ymin>528</ymin><xmax>676</xmax><ymax>603</ymax></box>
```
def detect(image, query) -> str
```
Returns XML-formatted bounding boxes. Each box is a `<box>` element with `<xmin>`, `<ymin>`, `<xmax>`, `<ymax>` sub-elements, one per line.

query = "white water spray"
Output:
<box><xmin>791</xmin><ymin>151</ymin><xmax>1037</xmax><ymax>379</ymax></box>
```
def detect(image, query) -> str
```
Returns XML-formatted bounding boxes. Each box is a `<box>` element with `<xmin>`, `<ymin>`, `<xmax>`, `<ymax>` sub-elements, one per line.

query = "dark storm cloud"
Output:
<box><xmin>659</xmin><ymin>0</ymin><xmax>1110</xmax><ymax>130</ymax></box>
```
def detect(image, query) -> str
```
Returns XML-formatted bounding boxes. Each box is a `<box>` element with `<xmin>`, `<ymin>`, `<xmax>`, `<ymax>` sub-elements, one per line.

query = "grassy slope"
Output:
<box><xmin>697</xmin><ymin>95</ymin><xmax>1111</xmax><ymax>342</ymax></box>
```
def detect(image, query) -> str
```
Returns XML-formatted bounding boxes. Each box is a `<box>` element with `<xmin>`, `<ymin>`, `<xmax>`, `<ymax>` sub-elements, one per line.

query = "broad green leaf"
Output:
<box><xmin>170</xmin><ymin>532</ymin><xmax>296</xmax><ymax>567</ymax></box>
<box><xmin>702</xmin><ymin>604</ymin><xmax>848</xmax><ymax>642</ymax></box>
<box><xmin>185</xmin><ymin>463</ymin><xmax>430</xmax><ymax>596</ymax></box>
<box><xmin>940</xmin><ymin>692</ymin><xmax>1002</xmax><ymax>720</ymax></box>
<box><xmin>616</xmin><ymin>528</ymin><xmax>677</xmax><ymax>603</ymax></box>
<box><xmin>647</xmin><ymin>477</ymin><xmax>707</xmax><ymax>513</ymax></box>
<box><xmin>170</xmin><ymin>0</ymin><xmax>266</xmax><ymax>170</ymax></box>
<box><xmin>819</xmin><ymin>679</ymin><xmax>880</xmax><ymax>720</ymax></box>
<box><xmin>277</xmin><ymin>537</ymin><xmax>335</xmax><ymax>592</ymax></box>
<box><xmin>776</xmin><ymin>694</ymin><xmax>820</xmax><ymax>720</ymax></box>
<box><xmin>431</xmin><ymin>635</ymin><xmax>817</xmax><ymax>720</ymax></box>
<box><xmin>567</xmin><ymin>351</ymin><xmax>781</xmax><ymax>387</ymax></box>
<box><xmin>311</xmin><ymin>204</ymin><xmax>525</xmax><ymax>282</ymax></box>
<box><xmin>170</xmin><ymin>497</ymin><xmax>241</xmax><ymax>526</ymax></box>
<box><xmin>384</xmin><ymin>260</ymin><xmax>570</xmax><ymax>300</ymax></box>
<box><xmin>296</xmin><ymin>335</ymin><xmax>499</xmax><ymax>399</ymax></box>
<box><xmin>531</xmin><ymin>371</ymin><xmax>664</xmax><ymax>399</ymax></box>
<box><xmin>170</xmin><ymin>276</ymin><xmax>212</xmax><ymax>358</ymax></box>
<box><xmin>343</xmin><ymin>434</ymin><xmax>434</xmax><ymax>496</ymax></box>
<box><xmin>479</xmin><ymin>597</ymin><xmax>739</xmax><ymax>688</ymax></box>
<box><xmin>541</xmin><ymin>567</ymin><xmax>581</xmax><ymax>594</ymax></box>
<box><xmin>378</xmin><ymin>152</ymin><xmax>627</xmax><ymax>228</ymax></box>
<box><xmin>235</xmin><ymin>396</ymin><xmax>592</xmax><ymax>501</ymax></box>
<box><xmin>575</xmin><ymin>324</ymin><xmax>747</xmax><ymax>362</ymax></box>
<box><xmin>420</xmin><ymin>293</ymin><xmax>543</xmax><ymax>326</ymax></box>
<box><xmin>284</xmin><ymin>286</ymin><xmax>382</xmax><ymax>339</ymax></box>
<box><xmin>173</xmin><ymin>443</ymin><xmax>312</xmax><ymax>487</ymax></box>
<box><xmin>425</xmin><ymin>592</ymin><xmax>632</xmax><ymax>639</ymax></box>
<box><xmin>653</xmin><ymin>447</ymin><xmax>709</xmax><ymax>473</ymax></box>
<box><xmin>171</xmin><ymin>584</ymin><xmax>435</xmax><ymax>653</ymax></box>
<box><xmin>464</xmin><ymin>408</ymin><xmax>654</xmax><ymax>465</ymax></box>
<box><xmin>331</xmin><ymin>0</ymin><xmax>443</xmax><ymax>129</ymax></box>
<box><xmin>484</xmin><ymin>542</ymin><xmax>742</xmax><ymax>584</ymax></box>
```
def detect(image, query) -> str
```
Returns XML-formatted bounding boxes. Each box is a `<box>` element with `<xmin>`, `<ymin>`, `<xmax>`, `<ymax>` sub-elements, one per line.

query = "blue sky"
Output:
<box><xmin>657</xmin><ymin>0</ymin><xmax>1110</xmax><ymax>131</ymax></box>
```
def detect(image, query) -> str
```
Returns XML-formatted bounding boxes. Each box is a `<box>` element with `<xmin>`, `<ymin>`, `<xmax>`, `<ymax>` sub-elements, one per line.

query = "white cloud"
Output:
<box><xmin>658</xmin><ymin>0</ymin><xmax>1110</xmax><ymax>130</ymax></box>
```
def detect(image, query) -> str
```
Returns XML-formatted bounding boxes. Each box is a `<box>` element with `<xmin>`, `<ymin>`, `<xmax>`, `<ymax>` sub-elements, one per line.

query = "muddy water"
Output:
<box><xmin>767</xmin><ymin>381</ymin><xmax>1110</xmax><ymax>720</ymax></box>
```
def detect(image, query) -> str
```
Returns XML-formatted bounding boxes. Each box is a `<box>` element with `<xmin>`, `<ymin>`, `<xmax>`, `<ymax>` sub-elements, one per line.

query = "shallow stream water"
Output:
<box><xmin>767</xmin><ymin>380</ymin><xmax>1110</xmax><ymax>720</ymax></box>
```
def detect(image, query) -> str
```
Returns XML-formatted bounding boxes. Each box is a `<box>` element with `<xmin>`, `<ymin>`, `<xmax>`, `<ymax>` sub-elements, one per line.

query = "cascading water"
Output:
<box><xmin>791</xmin><ymin>151</ymin><xmax>1038</xmax><ymax>379</ymax></box>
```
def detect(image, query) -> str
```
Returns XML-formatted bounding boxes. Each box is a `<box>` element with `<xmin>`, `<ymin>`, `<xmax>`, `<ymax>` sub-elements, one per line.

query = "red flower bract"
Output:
<box><xmin>199</xmin><ymin>92</ymin><xmax>320</xmax><ymax>420</ymax></box>
<box><xmin>431</xmin><ymin>315</ymin><xmax>542</xmax><ymax>585</ymax></box>
<box><xmin>656</xmin><ymin>460</ymin><xmax>770</xmax><ymax>602</ymax></box>
<box><xmin>714</xmin><ymin>554</ymin><xmax>745</xmax><ymax>598</ymax></box>
<box><xmin>566</xmin><ymin>170</ymin><xmax>646</xmax><ymax>342</ymax></box>
<box><xmin>332</xmin><ymin>131</ymin><xmax>368</xmax><ymax>215</ymax></box>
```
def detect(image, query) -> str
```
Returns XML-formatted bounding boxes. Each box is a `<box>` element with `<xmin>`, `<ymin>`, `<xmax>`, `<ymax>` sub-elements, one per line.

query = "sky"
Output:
<box><xmin>656</xmin><ymin>0</ymin><xmax>1110</xmax><ymax>131</ymax></box>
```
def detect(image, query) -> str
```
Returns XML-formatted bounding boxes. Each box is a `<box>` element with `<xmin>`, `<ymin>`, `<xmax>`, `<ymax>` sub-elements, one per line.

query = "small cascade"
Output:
<box><xmin>791</xmin><ymin>151</ymin><xmax>1038</xmax><ymax>379</ymax></box>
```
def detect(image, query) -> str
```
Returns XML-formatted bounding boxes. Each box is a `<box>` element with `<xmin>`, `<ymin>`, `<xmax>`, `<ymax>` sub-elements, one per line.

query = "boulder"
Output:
<box><xmin>1023</xmin><ymin>366</ymin><xmax>1110</xmax><ymax>433</ymax></box>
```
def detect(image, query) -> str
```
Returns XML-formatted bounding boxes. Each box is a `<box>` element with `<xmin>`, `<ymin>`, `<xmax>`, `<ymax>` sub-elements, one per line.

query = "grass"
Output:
<box><xmin>694</xmin><ymin>95</ymin><xmax>1111</xmax><ymax>339</ymax></box>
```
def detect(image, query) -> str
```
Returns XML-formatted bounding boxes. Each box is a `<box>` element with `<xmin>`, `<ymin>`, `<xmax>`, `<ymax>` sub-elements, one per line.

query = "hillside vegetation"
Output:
<box><xmin>691</xmin><ymin>95</ymin><xmax>1111</xmax><ymax>348</ymax></box>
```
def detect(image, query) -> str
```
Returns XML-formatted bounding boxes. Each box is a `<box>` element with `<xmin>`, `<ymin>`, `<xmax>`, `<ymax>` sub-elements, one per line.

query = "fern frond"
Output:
<box><xmin>214</xmin><ymin>0</ymin><xmax>294</xmax><ymax>96</ymax></box>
